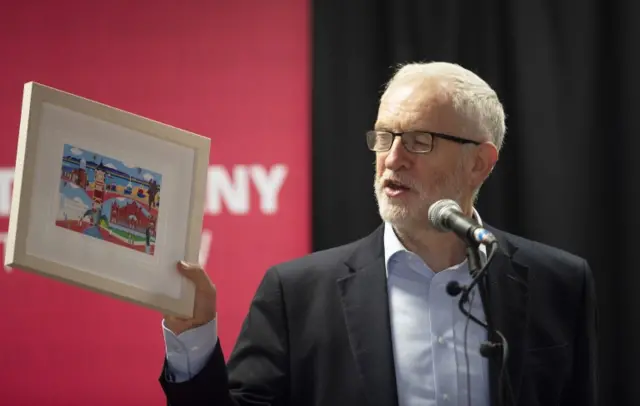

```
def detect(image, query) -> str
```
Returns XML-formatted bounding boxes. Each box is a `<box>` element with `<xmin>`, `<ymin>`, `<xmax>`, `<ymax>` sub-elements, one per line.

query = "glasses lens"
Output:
<box><xmin>367</xmin><ymin>131</ymin><xmax>392</xmax><ymax>151</ymax></box>
<box><xmin>404</xmin><ymin>132</ymin><xmax>433</xmax><ymax>153</ymax></box>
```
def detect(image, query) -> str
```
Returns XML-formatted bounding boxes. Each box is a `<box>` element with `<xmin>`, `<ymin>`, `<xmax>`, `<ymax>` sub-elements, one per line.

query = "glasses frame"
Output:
<box><xmin>366</xmin><ymin>130</ymin><xmax>481</xmax><ymax>154</ymax></box>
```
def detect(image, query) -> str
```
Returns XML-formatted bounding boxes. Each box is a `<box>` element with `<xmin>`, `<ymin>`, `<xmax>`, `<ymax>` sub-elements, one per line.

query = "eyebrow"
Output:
<box><xmin>373</xmin><ymin>128</ymin><xmax>429</xmax><ymax>133</ymax></box>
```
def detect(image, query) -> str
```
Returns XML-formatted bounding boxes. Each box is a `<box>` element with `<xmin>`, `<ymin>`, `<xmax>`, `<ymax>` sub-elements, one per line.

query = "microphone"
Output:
<box><xmin>428</xmin><ymin>199</ymin><xmax>497</xmax><ymax>245</ymax></box>
<box><xmin>446</xmin><ymin>280</ymin><xmax>464</xmax><ymax>296</ymax></box>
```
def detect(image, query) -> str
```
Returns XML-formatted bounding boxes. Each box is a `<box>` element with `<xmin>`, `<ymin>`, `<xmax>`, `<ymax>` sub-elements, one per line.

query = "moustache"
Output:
<box><xmin>376</xmin><ymin>173</ymin><xmax>422</xmax><ymax>192</ymax></box>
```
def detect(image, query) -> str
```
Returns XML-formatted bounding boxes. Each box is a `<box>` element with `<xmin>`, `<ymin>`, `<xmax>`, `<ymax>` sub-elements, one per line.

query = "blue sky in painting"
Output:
<box><xmin>62</xmin><ymin>144</ymin><xmax>162</xmax><ymax>186</ymax></box>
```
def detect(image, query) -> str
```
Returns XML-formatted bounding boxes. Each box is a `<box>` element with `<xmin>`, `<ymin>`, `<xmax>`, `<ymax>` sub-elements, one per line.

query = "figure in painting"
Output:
<box><xmin>145</xmin><ymin>222</ymin><xmax>155</xmax><ymax>254</ymax></box>
<box><xmin>147</xmin><ymin>178</ymin><xmax>158</xmax><ymax>209</ymax></box>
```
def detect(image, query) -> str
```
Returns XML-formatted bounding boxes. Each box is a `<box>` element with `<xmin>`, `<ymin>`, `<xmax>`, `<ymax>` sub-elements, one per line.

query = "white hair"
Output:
<box><xmin>383</xmin><ymin>61</ymin><xmax>506</xmax><ymax>152</ymax></box>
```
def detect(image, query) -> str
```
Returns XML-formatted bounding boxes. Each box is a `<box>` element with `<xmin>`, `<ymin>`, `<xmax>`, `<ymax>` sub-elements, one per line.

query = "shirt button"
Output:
<box><xmin>438</xmin><ymin>336</ymin><xmax>445</xmax><ymax>344</ymax></box>
<box><xmin>443</xmin><ymin>393</ymin><xmax>450</xmax><ymax>401</ymax></box>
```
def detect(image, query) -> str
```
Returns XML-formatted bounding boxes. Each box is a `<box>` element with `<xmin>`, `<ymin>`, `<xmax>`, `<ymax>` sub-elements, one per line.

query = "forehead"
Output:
<box><xmin>376</xmin><ymin>80</ymin><xmax>460</xmax><ymax>134</ymax></box>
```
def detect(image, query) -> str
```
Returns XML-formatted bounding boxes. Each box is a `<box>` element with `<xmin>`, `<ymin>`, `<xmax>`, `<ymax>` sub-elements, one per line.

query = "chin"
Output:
<box><xmin>376</xmin><ymin>194</ymin><xmax>424</xmax><ymax>228</ymax></box>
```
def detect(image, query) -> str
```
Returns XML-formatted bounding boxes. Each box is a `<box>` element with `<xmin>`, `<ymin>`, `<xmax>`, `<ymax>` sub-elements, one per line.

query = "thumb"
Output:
<box><xmin>176</xmin><ymin>260</ymin><xmax>212</xmax><ymax>288</ymax></box>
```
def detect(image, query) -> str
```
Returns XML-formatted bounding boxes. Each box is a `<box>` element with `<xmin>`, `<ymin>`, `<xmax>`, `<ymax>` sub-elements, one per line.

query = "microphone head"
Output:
<box><xmin>428</xmin><ymin>199</ymin><xmax>462</xmax><ymax>232</ymax></box>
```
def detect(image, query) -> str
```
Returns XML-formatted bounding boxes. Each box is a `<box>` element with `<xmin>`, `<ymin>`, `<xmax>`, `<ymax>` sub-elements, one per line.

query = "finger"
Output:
<box><xmin>176</xmin><ymin>260</ymin><xmax>213</xmax><ymax>287</ymax></box>
<box><xmin>177</xmin><ymin>260</ymin><xmax>201</xmax><ymax>271</ymax></box>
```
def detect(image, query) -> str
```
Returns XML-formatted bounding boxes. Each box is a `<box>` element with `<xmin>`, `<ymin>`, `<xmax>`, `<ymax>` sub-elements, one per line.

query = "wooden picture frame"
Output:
<box><xmin>4</xmin><ymin>82</ymin><xmax>210</xmax><ymax>318</ymax></box>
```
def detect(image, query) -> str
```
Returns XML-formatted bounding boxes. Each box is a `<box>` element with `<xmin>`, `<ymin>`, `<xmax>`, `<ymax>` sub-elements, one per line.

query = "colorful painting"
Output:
<box><xmin>56</xmin><ymin>144</ymin><xmax>162</xmax><ymax>255</ymax></box>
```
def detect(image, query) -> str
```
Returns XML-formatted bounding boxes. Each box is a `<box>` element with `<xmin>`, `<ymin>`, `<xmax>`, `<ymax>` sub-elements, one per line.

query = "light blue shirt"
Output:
<box><xmin>162</xmin><ymin>317</ymin><xmax>218</xmax><ymax>382</ymax></box>
<box><xmin>163</xmin><ymin>214</ymin><xmax>489</xmax><ymax>406</ymax></box>
<box><xmin>384</xmin><ymin>218</ymin><xmax>489</xmax><ymax>406</ymax></box>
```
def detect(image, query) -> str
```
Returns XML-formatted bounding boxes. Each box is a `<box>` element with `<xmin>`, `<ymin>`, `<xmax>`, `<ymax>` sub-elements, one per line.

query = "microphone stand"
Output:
<box><xmin>466</xmin><ymin>243</ymin><xmax>499</xmax><ymax>356</ymax></box>
<box><xmin>454</xmin><ymin>238</ymin><xmax>511</xmax><ymax>406</ymax></box>
<box><xmin>466</xmin><ymin>243</ymin><xmax>482</xmax><ymax>277</ymax></box>
<box><xmin>463</xmin><ymin>241</ymin><xmax>499</xmax><ymax>354</ymax></box>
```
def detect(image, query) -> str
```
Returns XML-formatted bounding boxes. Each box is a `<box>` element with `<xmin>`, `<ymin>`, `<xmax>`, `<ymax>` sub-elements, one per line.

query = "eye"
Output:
<box><xmin>376</xmin><ymin>134</ymin><xmax>392</xmax><ymax>145</ymax></box>
<box><xmin>412</xmin><ymin>133</ymin><xmax>432</xmax><ymax>145</ymax></box>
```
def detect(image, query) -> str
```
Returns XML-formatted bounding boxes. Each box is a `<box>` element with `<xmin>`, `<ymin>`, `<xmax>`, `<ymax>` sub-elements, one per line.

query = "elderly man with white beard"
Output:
<box><xmin>157</xmin><ymin>61</ymin><xmax>598</xmax><ymax>406</ymax></box>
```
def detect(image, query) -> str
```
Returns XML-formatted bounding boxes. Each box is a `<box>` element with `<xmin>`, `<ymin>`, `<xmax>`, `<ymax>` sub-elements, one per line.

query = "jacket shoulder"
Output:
<box><xmin>498</xmin><ymin>229</ymin><xmax>587</xmax><ymax>269</ymax></box>
<box><xmin>491</xmin><ymin>227</ymin><xmax>591</xmax><ymax>291</ymax></box>
<box><xmin>273</xmin><ymin>238</ymin><xmax>365</xmax><ymax>276</ymax></box>
<box><xmin>268</xmin><ymin>227</ymin><xmax>383</xmax><ymax>283</ymax></box>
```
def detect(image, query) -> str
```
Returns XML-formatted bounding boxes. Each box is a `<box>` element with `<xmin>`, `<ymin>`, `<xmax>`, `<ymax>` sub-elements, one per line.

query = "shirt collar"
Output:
<box><xmin>383</xmin><ymin>207</ymin><xmax>487</xmax><ymax>274</ymax></box>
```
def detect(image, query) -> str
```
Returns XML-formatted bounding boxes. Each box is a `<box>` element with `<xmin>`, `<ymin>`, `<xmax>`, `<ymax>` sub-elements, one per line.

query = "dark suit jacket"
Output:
<box><xmin>159</xmin><ymin>224</ymin><xmax>598</xmax><ymax>406</ymax></box>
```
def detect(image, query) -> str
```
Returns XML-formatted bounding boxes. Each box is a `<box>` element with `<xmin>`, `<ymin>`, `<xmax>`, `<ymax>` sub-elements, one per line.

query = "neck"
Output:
<box><xmin>393</xmin><ymin>204</ymin><xmax>475</xmax><ymax>273</ymax></box>
<box><xmin>394</xmin><ymin>225</ymin><xmax>467</xmax><ymax>272</ymax></box>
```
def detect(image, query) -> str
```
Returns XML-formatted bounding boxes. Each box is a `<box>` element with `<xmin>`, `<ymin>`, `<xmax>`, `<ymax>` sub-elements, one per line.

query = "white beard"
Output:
<box><xmin>373</xmin><ymin>165</ymin><xmax>465</xmax><ymax>231</ymax></box>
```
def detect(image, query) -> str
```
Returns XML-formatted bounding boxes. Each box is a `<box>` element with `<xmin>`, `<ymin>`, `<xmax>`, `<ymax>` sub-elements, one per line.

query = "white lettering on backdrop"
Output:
<box><xmin>0</xmin><ymin>164</ymin><xmax>288</xmax><ymax>272</ymax></box>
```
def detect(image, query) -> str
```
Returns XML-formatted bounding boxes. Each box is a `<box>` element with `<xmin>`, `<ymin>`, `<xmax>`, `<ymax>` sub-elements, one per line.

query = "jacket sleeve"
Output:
<box><xmin>562</xmin><ymin>259</ymin><xmax>599</xmax><ymax>406</ymax></box>
<box><xmin>159</xmin><ymin>266</ymin><xmax>290</xmax><ymax>406</ymax></box>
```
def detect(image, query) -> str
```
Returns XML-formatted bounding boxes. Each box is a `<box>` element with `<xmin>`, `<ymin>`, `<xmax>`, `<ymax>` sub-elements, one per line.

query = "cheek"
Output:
<box><xmin>413</xmin><ymin>161</ymin><xmax>449</xmax><ymax>189</ymax></box>
<box><xmin>375</xmin><ymin>154</ymin><xmax>386</xmax><ymax>175</ymax></box>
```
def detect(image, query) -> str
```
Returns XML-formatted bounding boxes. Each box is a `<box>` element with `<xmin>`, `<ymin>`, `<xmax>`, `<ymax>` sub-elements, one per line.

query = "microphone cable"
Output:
<box><xmin>447</xmin><ymin>240</ymin><xmax>515</xmax><ymax>406</ymax></box>
<box><xmin>463</xmin><ymin>285</ymin><xmax>477</xmax><ymax>406</ymax></box>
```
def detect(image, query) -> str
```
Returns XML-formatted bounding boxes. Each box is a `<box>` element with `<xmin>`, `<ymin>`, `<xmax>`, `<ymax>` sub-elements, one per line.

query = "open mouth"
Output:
<box><xmin>383</xmin><ymin>179</ymin><xmax>411</xmax><ymax>196</ymax></box>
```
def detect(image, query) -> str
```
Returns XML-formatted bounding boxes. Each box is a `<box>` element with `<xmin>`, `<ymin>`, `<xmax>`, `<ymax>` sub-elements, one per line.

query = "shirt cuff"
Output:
<box><xmin>162</xmin><ymin>317</ymin><xmax>218</xmax><ymax>382</ymax></box>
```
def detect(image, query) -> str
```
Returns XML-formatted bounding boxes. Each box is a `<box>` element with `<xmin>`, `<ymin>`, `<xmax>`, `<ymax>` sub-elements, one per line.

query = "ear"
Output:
<box><xmin>469</xmin><ymin>142</ymin><xmax>499</xmax><ymax>186</ymax></box>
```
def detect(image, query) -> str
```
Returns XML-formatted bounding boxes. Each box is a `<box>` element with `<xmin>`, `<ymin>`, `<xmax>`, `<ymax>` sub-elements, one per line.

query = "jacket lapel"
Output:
<box><xmin>483</xmin><ymin>226</ymin><xmax>530</xmax><ymax>406</ymax></box>
<box><xmin>334</xmin><ymin>224</ymin><xmax>530</xmax><ymax>406</ymax></box>
<box><xmin>337</xmin><ymin>225</ymin><xmax>399</xmax><ymax>406</ymax></box>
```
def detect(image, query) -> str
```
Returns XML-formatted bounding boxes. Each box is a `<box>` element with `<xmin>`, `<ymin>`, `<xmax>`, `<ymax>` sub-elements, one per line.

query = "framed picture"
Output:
<box><xmin>5</xmin><ymin>82</ymin><xmax>210</xmax><ymax>318</ymax></box>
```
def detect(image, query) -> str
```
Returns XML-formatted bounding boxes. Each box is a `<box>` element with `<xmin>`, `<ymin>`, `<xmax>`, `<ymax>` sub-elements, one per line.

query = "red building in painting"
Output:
<box><xmin>61</xmin><ymin>168</ymin><xmax>88</xmax><ymax>189</ymax></box>
<box><xmin>110</xmin><ymin>201</ymin><xmax>154</xmax><ymax>233</ymax></box>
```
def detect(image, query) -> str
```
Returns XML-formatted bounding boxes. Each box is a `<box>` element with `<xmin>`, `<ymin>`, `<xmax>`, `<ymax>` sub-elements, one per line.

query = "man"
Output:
<box><xmin>158</xmin><ymin>62</ymin><xmax>598</xmax><ymax>406</ymax></box>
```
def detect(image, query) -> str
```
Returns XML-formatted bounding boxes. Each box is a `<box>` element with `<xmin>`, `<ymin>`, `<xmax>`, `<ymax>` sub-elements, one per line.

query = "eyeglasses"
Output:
<box><xmin>366</xmin><ymin>130</ymin><xmax>480</xmax><ymax>154</ymax></box>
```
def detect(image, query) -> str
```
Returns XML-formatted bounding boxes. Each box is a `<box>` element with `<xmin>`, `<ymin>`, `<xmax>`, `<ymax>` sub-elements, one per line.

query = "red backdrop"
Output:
<box><xmin>0</xmin><ymin>2</ymin><xmax>309</xmax><ymax>404</ymax></box>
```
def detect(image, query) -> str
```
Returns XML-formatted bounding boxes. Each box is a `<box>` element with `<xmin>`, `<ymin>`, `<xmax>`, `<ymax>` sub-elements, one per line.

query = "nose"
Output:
<box><xmin>383</xmin><ymin>136</ymin><xmax>412</xmax><ymax>171</ymax></box>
